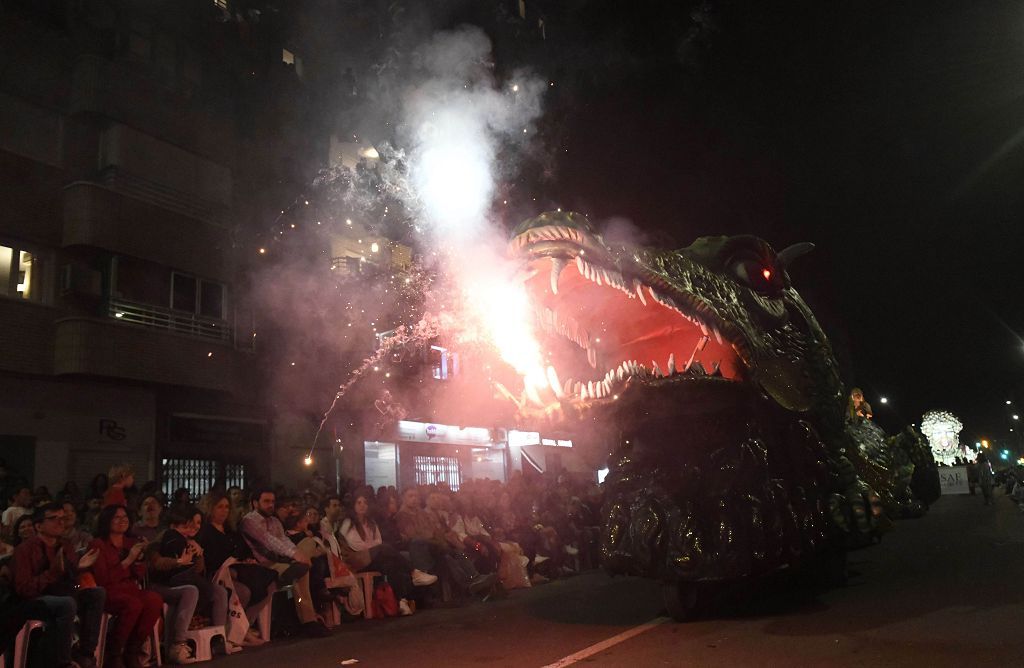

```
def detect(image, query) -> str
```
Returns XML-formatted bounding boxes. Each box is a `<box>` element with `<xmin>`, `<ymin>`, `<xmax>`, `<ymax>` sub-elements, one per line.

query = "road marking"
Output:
<box><xmin>540</xmin><ymin>617</ymin><xmax>671</xmax><ymax>668</ymax></box>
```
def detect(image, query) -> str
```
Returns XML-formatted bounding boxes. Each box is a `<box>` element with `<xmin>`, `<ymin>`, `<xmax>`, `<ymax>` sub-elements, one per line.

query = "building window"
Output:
<box><xmin>282</xmin><ymin>49</ymin><xmax>295</xmax><ymax>65</ymax></box>
<box><xmin>171</xmin><ymin>272</ymin><xmax>197</xmax><ymax>312</ymax></box>
<box><xmin>0</xmin><ymin>244</ymin><xmax>47</xmax><ymax>302</ymax></box>
<box><xmin>171</xmin><ymin>271</ymin><xmax>226</xmax><ymax>319</ymax></box>
<box><xmin>199</xmin><ymin>280</ymin><xmax>225</xmax><ymax>319</ymax></box>
<box><xmin>429</xmin><ymin>345</ymin><xmax>459</xmax><ymax>380</ymax></box>
<box><xmin>414</xmin><ymin>455</ymin><xmax>461</xmax><ymax>491</ymax></box>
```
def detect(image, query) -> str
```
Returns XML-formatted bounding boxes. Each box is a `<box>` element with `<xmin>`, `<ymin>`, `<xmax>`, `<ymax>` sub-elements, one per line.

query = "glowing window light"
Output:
<box><xmin>371</xmin><ymin>242</ymin><xmax>380</xmax><ymax>253</ymax></box>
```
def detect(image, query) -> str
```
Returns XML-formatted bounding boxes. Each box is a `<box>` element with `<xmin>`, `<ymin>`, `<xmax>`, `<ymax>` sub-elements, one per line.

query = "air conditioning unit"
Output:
<box><xmin>61</xmin><ymin>263</ymin><xmax>102</xmax><ymax>297</ymax></box>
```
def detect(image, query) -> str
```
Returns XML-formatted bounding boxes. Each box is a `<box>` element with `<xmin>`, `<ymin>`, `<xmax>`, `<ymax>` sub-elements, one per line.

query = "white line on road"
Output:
<box><xmin>540</xmin><ymin>617</ymin><xmax>671</xmax><ymax>668</ymax></box>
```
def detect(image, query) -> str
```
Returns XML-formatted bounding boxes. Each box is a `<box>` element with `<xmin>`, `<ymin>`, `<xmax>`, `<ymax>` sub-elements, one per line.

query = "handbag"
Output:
<box><xmin>336</xmin><ymin>536</ymin><xmax>372</xmax><ymax>571</ymax></box>
<box><xmin>372</xmin><ymin>579</ymin><xmax>399</xmax><ymax>617</ymax></box>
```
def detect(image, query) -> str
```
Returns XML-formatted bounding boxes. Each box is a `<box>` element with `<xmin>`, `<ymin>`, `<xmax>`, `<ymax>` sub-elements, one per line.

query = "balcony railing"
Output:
<box><xmin>107</xmin><ymin>298</ymin><xmax>230</xmax><ymax>343</ymax></box>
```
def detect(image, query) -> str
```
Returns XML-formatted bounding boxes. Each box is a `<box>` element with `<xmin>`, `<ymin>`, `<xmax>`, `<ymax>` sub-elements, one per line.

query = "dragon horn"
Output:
<box><xmin>777</xmin><ymin>242</ymin><xmax>815</xmax><ymax>267</ymax></box>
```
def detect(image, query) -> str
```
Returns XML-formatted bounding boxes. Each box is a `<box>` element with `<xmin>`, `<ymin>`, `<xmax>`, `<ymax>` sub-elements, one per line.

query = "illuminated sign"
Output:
<box><xmin>508</xmin><ymin>430</ymin><xmax>540</xmax><ymax>447</ymax></box>
<box><xmin>396</xmin><ymin>420</ymin><xmax>492</xmax><ymax>446</ymax></box>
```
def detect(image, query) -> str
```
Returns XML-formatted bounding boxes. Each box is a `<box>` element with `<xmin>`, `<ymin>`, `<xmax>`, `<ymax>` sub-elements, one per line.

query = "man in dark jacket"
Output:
<box><xmin>12</xmin><ymin>503</ymin><xmax>106</xmax><ymax>668</ymax></box>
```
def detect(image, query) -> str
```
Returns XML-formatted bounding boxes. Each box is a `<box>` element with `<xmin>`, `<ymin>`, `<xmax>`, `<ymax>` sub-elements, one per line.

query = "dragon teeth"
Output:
<box><xmin>633</xmin><ymin>278</ymin><xmax>648</xmax><ymax>305</ymax></box>
<box><xmin>550</xmin><ymin>258</ymin><xmax>566</xmax><ymax>295</ymax></box>
<box><xmin>712</xmin><ymin>327</ymin><xmax>723</xmax><ymax>345</ymax></box>
<box><xmin>696</xmin><ymin>335</ymin><xmax>709</xmax><ymax>352</ymax></box>
<box><xmin>667</xmin><ymin>353</ymin><xmax>676</xmax><ymax>375</ymax></box>
<box><xmin>652</xmin><ymin>361</ymin><xmax>662</xmax><ymax>377</ymax></box>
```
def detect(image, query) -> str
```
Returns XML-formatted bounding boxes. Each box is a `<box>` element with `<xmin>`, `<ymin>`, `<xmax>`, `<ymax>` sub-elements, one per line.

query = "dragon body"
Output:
<box><xmin>506</xmin><ymin>211</ymin><xmax>919</xmax><ymax>618</ymax></box>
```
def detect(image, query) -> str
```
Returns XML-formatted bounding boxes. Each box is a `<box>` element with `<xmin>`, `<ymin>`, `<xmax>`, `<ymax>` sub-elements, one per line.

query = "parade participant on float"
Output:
<box><xmin>847</xmin><ymin>387</ymin><xmax>873</xmax><ymax>421</ymax></box>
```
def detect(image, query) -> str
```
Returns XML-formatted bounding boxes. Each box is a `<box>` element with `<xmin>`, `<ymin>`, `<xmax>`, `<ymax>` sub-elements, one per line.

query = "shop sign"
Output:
<box><xmin>508</xmin><ymin>430</ymin><xmax>540</xmax><ymax>448</ymax></box>
<box><xmin>397</xmin><ymin>420</ymin><xmax>492</xmax><ymax>446</ymax></box>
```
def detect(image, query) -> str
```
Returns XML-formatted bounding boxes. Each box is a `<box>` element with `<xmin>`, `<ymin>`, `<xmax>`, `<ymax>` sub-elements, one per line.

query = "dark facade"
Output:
<box><xmin>0</xmin><ymin>1</ymin><xmax>314</xmax><ymax>497</ymax></box>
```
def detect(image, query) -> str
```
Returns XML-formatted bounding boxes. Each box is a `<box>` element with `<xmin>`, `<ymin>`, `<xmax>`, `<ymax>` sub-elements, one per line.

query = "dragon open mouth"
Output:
<box><xmin>509</xmin><ymin>217</ymin><xmax>751</xmax><ymax>417</ymax></box>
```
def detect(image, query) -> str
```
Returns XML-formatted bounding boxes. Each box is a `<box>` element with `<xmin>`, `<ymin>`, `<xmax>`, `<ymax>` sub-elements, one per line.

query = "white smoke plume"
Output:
<box><xmin>400</xmin><ymin>26</ymin><xmax>546</xmax><ymax>243</ymax></box>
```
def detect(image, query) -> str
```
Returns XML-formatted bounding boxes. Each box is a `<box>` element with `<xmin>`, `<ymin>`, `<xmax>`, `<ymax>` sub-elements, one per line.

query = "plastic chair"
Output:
<box><xmin>10</xmin><ymin>620</ymin><xmax>45</xmax><ymax>668</ymax></box>
<box><xmin>252</xmin><ymin>583</ymin><xmax>291</xmax><ymax>642</ymax></box>
<box><xmin>357</xmin><ymin>571</ymin><xmax>381</xmax><ymax>619</ymax></box>
<box><xmin>181</xmin><ymin>625</ymin><xmax>226</xmax><ymax>662</ymax></box>
<box><xmin>95</xmin><ymin>611</ymin><xmax>163</xmax><ymax>667</ymax></box>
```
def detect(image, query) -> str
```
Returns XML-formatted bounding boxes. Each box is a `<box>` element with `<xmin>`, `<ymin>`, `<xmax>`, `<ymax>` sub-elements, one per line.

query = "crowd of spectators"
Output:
<box><xmin>0</xmin><ymin>458</ymin><xmax>604</xmax><ymax>667</ymax></box>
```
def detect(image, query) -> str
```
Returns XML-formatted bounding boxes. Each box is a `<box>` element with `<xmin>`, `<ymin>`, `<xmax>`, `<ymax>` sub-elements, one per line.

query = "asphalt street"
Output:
<box><xmin>213</xmin><ymin>492</ymin><xmax>1024</xmax><ymax>667</ymax></box>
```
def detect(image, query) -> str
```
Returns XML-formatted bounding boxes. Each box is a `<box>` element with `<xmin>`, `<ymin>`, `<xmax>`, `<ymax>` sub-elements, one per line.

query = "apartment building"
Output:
<box><xmin>0</xmin><ymin>1</ymin><xmax>308</xmax><ymax>496</ymax></box>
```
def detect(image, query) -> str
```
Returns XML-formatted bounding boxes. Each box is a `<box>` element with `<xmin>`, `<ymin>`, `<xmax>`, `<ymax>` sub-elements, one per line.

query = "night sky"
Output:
<box><xmin>535</xmin><ymin>1</ymin><xmax>1024</xmax><ymax>444</ymax></box>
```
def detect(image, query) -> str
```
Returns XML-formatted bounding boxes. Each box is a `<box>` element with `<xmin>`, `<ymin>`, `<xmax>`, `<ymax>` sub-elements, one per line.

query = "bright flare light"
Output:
<box><xmin>459</xmin><ymin>259</ymin><xmax>547</xmax><ymax>398</ymax></box>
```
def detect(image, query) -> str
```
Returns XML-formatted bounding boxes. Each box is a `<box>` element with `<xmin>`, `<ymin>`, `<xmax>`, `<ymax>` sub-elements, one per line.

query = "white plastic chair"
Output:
<box><xmin>10</xmin><ymin>620</ymin><xmax>45</xmax><ymax>668</ymax></box>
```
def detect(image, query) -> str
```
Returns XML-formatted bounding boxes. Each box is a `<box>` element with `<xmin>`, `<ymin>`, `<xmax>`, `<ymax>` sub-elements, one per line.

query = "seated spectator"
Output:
<box><xmin>102</xmin><ymin>464</ymin><xmax>135</xmax><ymax>509</ymax></box>
<box><xmin>132</xmin><ymin>494</ymin><xmax>165</xmax><ymax>543</ymax></box>
<box><xmin>62</xmin><ymin>500</ymin><xmax>93</xmax><ymax>553</ymax></box>
<box><xmin>449</xmin><ymin>497</ymin><xmax>501</xmax><ymax>575</ymax></box>
<box><xmin>88</xmin><ymin>474</ymin><xmax>108</xmax><ymax>503</ymax></box>
<box><xmin>240</xmin><ymin>488</ymin><xmax>330</xmax><ymax>638</ymax></box>
<box><xmin>304</xmin><ymin>507</ymin><xmax>323</xmax><ymax>539</ymax></box>
<box><xmin>227</xmin><ymin>486</ymin><xmax>247</xmax><ymax>527</ymax></box>
<box><xmin>59</xmin><ymin>481</ymin><xmax>83</xmax><ymax>507</ymax></box>
<box><xmin>376</xmin><ymin>492</ymin><xmax>402</xmax><ymax>545</ymax></box>
<box><xmin>2</xmin><ymin>485</ymin><xmax>32</xmax><ymax>538</ymax></box>
<box><xmin>2</xmin><ymin>535</ymin><xmax>51</xmax><ymax>663</ymax></box>
<box><xmin>90</xmin><ymin>505</ymin><xmax>164</xmax><ymax>668</ymax></box>
<box><xmin>169</xmin><ymin>488</ymin><xmax>191</xmax><ymax>512</ymax></box>
<box><xmin>149</xmin><ymin>506</ymin><xmax>231</xmax><ymax>659</ymax></box>
<box><xmin>319</xmin><ymin>495</ymin><xmax>344</xmax><ymax>544</ymax></box>
<box><xmin>340</xmin><ymin>491</ymin><xmax>435</xmax><ymax>615</ymax></box>
<box><xmin>197</xmin><ymin>492</ymin><xmax>276</xmax><ymax>646</ymax></box>
<box><xmin>395</xmin><ymin>488</ymin><xmax>493</xmax><ymax>598</ymax></box>
<box><xmin>275</xmin><ymin>495</ymin><xmax>301</xmax><ymax>527</ymax></box>
<box><xmin>12</xmin><ymin>503</ymin><xmax>105</xmax><ymax>668</ymax></box>
<box><xmin>82</xmin><ymin>496</ymin><xmax>103</xmax><ymax>534</ymax></box>
<box><xmin>286</xmin><ymin>508</ymin><xmax>336</xmax><ymax>609</ymax></box>
<box><xmin>12</xmin><ymin>514</ymin><xmax>35</xmax><ymax>546</ymax></box>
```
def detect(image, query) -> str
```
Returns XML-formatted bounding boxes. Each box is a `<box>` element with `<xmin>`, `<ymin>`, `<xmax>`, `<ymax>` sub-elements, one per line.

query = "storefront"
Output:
<box><xmin>362</xmin><ymin>420</ymin><xmax>507</xmax><ymax>491</ymax></box>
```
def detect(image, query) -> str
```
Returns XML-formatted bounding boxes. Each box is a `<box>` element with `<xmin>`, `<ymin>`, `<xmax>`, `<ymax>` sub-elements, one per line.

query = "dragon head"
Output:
<box><xmin>508</xmin><ymin>210</ymin><xmax>844</xmax><ymax>426</ymax></box>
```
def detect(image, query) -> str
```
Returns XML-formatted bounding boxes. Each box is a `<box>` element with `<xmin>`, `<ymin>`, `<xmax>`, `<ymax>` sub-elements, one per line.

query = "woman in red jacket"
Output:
<box><xmin>89</xmin><ymin>505</ymin><xmax>163</xmax><ymax>668</ymax></box>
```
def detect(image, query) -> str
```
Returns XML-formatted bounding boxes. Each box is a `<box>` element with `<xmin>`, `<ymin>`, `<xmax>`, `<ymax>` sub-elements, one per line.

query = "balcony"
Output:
<box><xmin>63</xmin><ymin>181</ymin><xmax>233</xmax><ymax>282</ymax></box>
<box><xmin>54</xmin><ymin>314</ymin><xmax>250</xmax><ymax>392</ymax></box>
<box><xmin>107</xmin><ymin>298</ymin><xmax>230</xmax><ymax>344</ymax></box>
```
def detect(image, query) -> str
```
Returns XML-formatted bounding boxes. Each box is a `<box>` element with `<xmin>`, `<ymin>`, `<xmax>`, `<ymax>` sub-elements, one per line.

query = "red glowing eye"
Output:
<box><xmin>762</xmin><ymin>268</ymin><xmax>772</xmax><ymax>281</ymax></box>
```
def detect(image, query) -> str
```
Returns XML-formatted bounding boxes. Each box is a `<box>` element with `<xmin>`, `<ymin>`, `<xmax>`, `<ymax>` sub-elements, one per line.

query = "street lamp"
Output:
<box><xmin>879</xmin><ymin>396</ymin><xmax>889</xmax><ymax>404</ymax></box>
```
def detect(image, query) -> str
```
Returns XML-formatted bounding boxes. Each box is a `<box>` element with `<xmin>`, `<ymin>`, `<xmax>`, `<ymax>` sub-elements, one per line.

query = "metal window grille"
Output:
<box><xmin>413</xmin><ymin>455</ymin><xmax>461</xmax><ymax>491</ymax></box>
<box><xmin>225</xmin><ymin>463</ymin><xmax>247</xmax><ymax>490</ymax></box>
<box><xmin>161</xmin><ymin>459</ymin><xmax>248</xmax><ymax>501</ymax></box>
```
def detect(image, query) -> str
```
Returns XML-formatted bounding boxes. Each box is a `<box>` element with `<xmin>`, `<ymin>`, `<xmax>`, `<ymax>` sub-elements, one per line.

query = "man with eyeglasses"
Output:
<box><xmin>12</xmin><ymin>502</ymin><xmax>106</xmax><ymax>668</ymax></box>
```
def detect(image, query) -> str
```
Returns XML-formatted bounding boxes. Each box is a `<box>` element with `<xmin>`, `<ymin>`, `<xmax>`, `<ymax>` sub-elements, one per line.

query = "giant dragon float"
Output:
<box><xmin>501</xmin><ymin>211</ymin><xmax>936</xmax><ymax>620</ymax></box>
